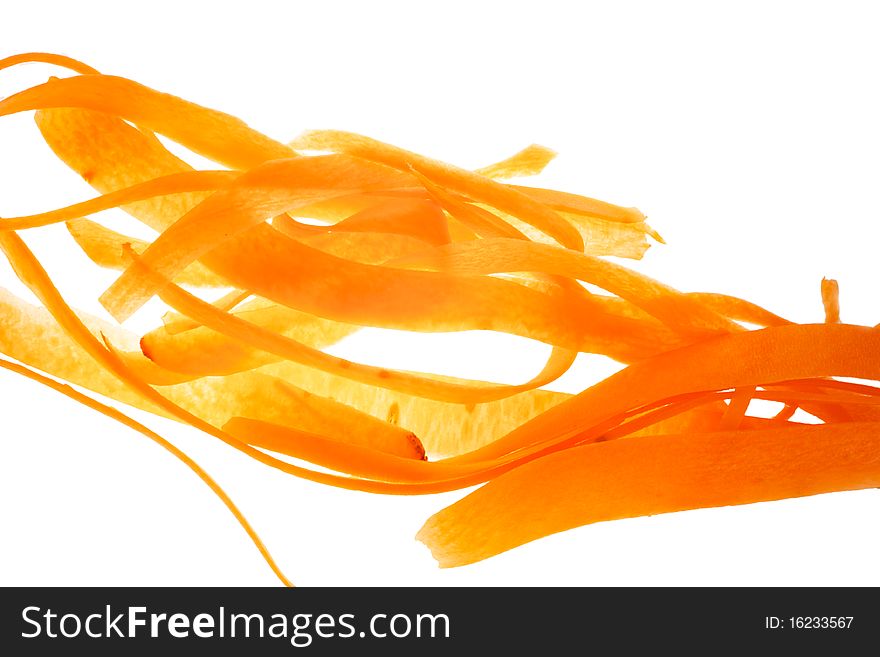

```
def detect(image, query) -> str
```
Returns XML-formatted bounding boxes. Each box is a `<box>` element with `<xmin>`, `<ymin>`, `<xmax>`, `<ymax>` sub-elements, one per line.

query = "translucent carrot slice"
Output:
<box><xmin>0</xmin><ymin>283</ymin><xmax>421</xmax><ymax>458</ymax></box>
<box><xmin>36</xmin><ymin>106</ymin><xmax>371</xmax><ymax>351</ymax></box>
<box><xmin>473</xmin><ymin>144</ymin><xmax>557</xmax><ymax>180</ymax></box>
<box><xmin>289</xmin><ymin>130</ymin><xmax>585</xmax><ymax>250</ymax></box>
<box><xmin>101</xmin><ymin>204</ymin><xmax>676</xmax><ymax>358</ymax></box>
<box><xmin>464</xmin><ymin>323</ymin><xmax>880</xmax><ymax>461</ymax></box>
<box><xmin>124</xmin><ymin>246</ymin><xmax>576</xmax><ymax>403</ymax></box>
<box><xmin>97</xmin><ymin>154</ymin><xmax>418</xmax><ymax>320</ymax></box>
<box><xmin>0</xmin><ymin>286</ymin><xmax>189</xmax><ymax>397</ymax></box>
<box><xmin>1</xmin><ymin>74</ymin><xmax>294</xmax><ymax>168</ymax></box>
<box><xmin>416</xmin><ymin>421</ymin><xmax>880</xmax><ymax>567</ymax></box>
<box><xmin>413</xmin><ymin>172</ymin><xmax>529</xmax><ymax>240</ymax></box>
<box><xmin>224</xmin><ymin>395</ymin><xmax>730</xmax><ymax>485</ymax></box>
<box><xmin>161</xmin><ymin>288</ymin><xmax>252</xmax><ymax>335</ymax></box>
<box><xmin>0</xmin><ymin>170</ymin><xmax>236</xmax><ymax>230</ymax></box>
<box><xmin>36</xmin><ymin>107</ymin><xmax>667</xmax><ymax>359</ymax></box>
<box><xmin>67</xmin><ymin>218</ymin><xmax>228</xmax><ymax>287</ymax></box>
<box><xmin>142</xmin><ymin>302</ymin><xmax>361</xmax><ymax>377</ymax></box>
<box><xmin>0</xmin><ymin>52</ymin><xmax>100</xmax><ymax>75</ymax></box>
<box><xmin>330</xmin><ymin>197</ymin><xmax>451</xmax><ymax>245</ymax></box>
<box><xmin>35</xmin><ymin>108</ymin><xmax>211</xmax><ymax>232</ymax></box>
<box><xmin>684</xmin><ymin>292</ymin><xmax>791</xmax><ymax>327</ymax></box>
<box><xmin>556</xmin><ymin>213</ymin><xmax>654</xmax><ymax>259</ymax></box>
<box><xmin>510</xmin><ymin>186</ymin><xmax>646</xmax><ymax>223</ymax></box>
<box><xmin>257</xmin><ymin>357</ymin><xmax>568</xmax><ymax>457</ymax></box>
<box><xmin>0</xmin><ymin>231</ymin><xmax>435</xmax><ymax>476</ymax></box>
<box><xmin>393</xmin><ymin>237</ymin><xmax>739</xmax><ymax>338</ymax></box>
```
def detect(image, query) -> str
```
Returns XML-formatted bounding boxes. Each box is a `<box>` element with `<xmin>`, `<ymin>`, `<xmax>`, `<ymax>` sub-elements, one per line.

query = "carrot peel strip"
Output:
<box><xmin>417</xmin><ymin>421</ymin><xmax>880</xmax><ymax>567</ymax></box>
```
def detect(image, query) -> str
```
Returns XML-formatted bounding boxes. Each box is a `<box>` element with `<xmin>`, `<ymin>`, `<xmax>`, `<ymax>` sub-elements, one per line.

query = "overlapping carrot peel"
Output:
<box><xmin>2</xmin><ymin>53</ymin><xmax>876</xmax><ymax>586</ymax></box>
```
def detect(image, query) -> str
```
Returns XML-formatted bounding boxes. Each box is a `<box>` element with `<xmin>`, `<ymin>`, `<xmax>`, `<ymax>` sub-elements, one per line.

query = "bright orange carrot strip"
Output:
<box><xmin>100</xmin><ymin>199</ymin><xmax>674</xmax><ymax>359</ymax></box>
<box><xmin>36</xmin><ymin>106</ymin><xmax>671</xmax><ymax>359</ymax></box>
<box><xmin>456</xmin><ymin>323</ymin><xmax>880</xmax><ymax>462</ymax></box>
<box><xmin>273</xmin><ymin>201</ymin><xmax>451</xmax><ymax>250</ymax></box>
<box><xmin>289</xmin><ymin>130</ymin><xmax>585</xmax><ymax>250</ymax></box>
<box><xmin>331</xmin><ymin>197</ymin><xmax>451</xmax><ymax>245</ymax></box>
<box><xmin>97</xmin><ymin>154</ymin><xmax>417</xmax><ymax>320</ymax></box>
<box><xmin>125</xmin><ymin>244</ymin><xmax>576</xmax><ymax>403</ymax></box>
<box><xmin>224</xmin><ymin>398</ymin><xmax>731</xmax><ymax>487</ymax></box>
<box><xmin>0</xmin><ymin>52</ymin><xmax>100</xmax><ymax>75</ymax></box>
<box><xmin>35</xmin><ymin>108</ymin><xmax>210</xmax><ymax>232</ymax></box>
<box><xmin>1</xmin><ymin>233</ymin><xmax>710</xmax><ymax>488</ymax></box>
<box><xmin>0</xmin><ymin>74</ymin><xmax>294</xmax><ymax>169</ymax></box>
<box><xmin>414</xmin><ymin>171</ymin><xmax>530</xmax><ymax>240</ymax></box>
<box><xmin>773</xmin><ymin>404</ymin><xmax>798</xmax><ymax>423</ymax></box>
<box><xmin>394</xmin><ymin>237</ymin><xmax>739</xmax><ymax>338</ymax></box>
<box><xmin>0</xmin><ymin>171</ymin><xmax>236</xmax><ymax>230</ymax></box>
<box><xmin>0</xmin><ymin>355</ymin><xmax>292</xmax><ymax>586</ymax></box>
<box><xmin>719</xmin><ymin>386</ymin><xmax>756</xmax><ymax>430</ymax></box>
<box><xmin>0</xmin><ymin>230</ymin><xmax>438</xmax><ymax>490</ymax></box>
<box><xmin>141</xmin><ymin>301</ymin><xmax>362</xmax><ymax>378</ymax></box>
<box><xmin>0</xmin><ymin>285</ymin><xmax>422</xmax><ymax>456</ymax></box>
<box><xmin>417</xmin><ymin>421</ymin><xmax>880</xmax><ymax>567</ymax></box>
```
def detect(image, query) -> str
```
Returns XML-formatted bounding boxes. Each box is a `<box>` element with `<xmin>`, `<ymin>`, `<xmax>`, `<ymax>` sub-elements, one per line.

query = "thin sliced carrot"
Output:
<box><xmin>161</xmin><ymin>288</ymin><xmax>252</xmax><ymax>334</ymax></box>
<box><xmin>97</xmin><ymin>154</ymin><xmax>417</xmax><ymax>321</ymax></box>
<box><xmin>0</xmin><ymin>284</ymin><xmax>421</xmax><ymax>459</ymax></box>
<box><xmin>289</xmin><ymin>130</ymin><xmax>585</xmax><ymax>251</ymax></box>
<box><xmin>330</xmin><ymin>197</ymin><xmax>451</xmax><ymax>245</ymax></box>
<box><xmin>458</xmin><ymin>323</ymin><xmax>880</xmax><ymax>462</ymax></box>
<box><xmin>510</xmin><ymin>185</ymin><xmax>647</xmax><ymax>224</ymax></box>
<box><xmin>67</xmin><ymin>218</ymin><xmax>228</xmax><ymax>288</ymax></box>
<box><xmin>417</xmin><ymin>421</ymin><xmax>880</xmax><ymax>567</ymax></box>
<box><xmin>474</xmin><ymin>144</ymin><xmax>557</xmax><ymax>180</ymax></box>
<box><xmin>1</xmin><ymin>73</ymin><xmax>294</xmax><ymax>168</ymax></box>
<box><xmin>0</xmin><ymin>52</ymin><xmax>100</xmax><ymax>75</ymax></box>
<box><xmin>393</xmin><ymin>237</ymin><xmax>739</xmax><ymax>338</ymax></box>
<box><xmin>126</xmin><ymin>244</ymin><xmax>576</xmax><ymax>403</ymax></box>
<box><xmin>0</xmin><ymin>171</ymin><xmax>236</xmax><ymax>230</ymax></box>
<box><xmin>142</xmin><ymin>301</ymin><xmax>361</xmax><ymax>377</ymax></box>
<box><xmin>0</xmin><ymin>230</ymin><xmax>435</xmax><ymax>485</ymax></box>
<box><xmin>0</xmin><ymin>355</ymin><xmax>293</xmax><ymax>587</ymax></box>
<box><xmin>413</xmin><ymin>171</ymin><xmax>528</xmax><ymax>240</ymax></box>
<box><xmin>35</xmin><ymin>108</ymin><xmax>211</xmax><ymax>231</ymax></box>
<box><xmin>37</xmin><ymin>106</ymin><xmax>673</xmax><ymax>359</ymax></box>
<box><xmin>101</xmin><ymin>209</ymin><xmax>677</xmax><ymax>359</ymax></box>
<box><xmin>684</xmin><ymin>292</ymin><xmax>791</xmax><ymax>327</ymax></box>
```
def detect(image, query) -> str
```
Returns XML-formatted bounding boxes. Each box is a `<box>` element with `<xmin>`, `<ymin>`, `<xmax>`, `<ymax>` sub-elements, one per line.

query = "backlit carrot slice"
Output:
<box><xmin>473</xmin><ymin>144</ymin><xmax>557</xmax><ymax>180</ymax></box>
<box><xmin>126</xmin><ymin>246</ymin><xmax>576</xmax><ymax>403</ymax></box>
<box><xmin>417</xmin><ymin>421</ymin><xmax>880</xmax><ymax>567</ymax></box>
<box><xmin>67</xmin><ymin>218</ymin><xmax>228</xmax><ymax>287</ymax></box>
<box><xmin>290</xmin><ymin>130</ymin><xmax>585</xmax><ymax>250</ymax></box>
<box><xmin>1</xmin><ymin>73</ymin><xmax>294</xmax><ymax>168</ymax></box>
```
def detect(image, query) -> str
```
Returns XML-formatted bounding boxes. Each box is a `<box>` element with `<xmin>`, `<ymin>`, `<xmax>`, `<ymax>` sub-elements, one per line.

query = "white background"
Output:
<box><xmin>1</xmin><ymin>0</ymin><xmax>879</xmax><ymax>586</ymax></box>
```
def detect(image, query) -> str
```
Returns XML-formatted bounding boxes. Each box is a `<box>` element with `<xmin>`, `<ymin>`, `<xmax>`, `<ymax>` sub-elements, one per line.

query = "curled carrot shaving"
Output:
<box><xmin>2</xmin><ymin>53</ymin><xmax>877</xmax><ymax>584</ymax></box>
